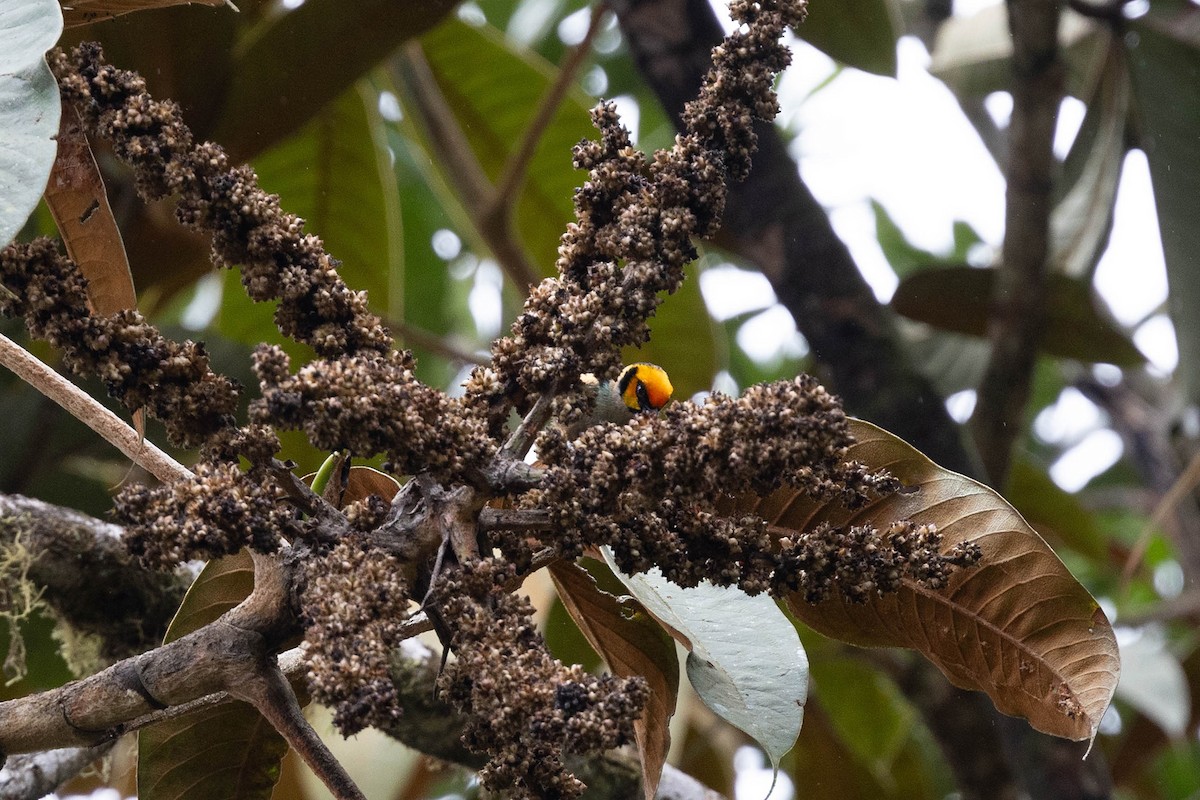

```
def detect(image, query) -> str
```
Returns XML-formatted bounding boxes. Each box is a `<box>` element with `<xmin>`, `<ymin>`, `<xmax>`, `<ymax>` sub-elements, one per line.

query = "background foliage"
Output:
<box><xmin>2</xmin><ymin>0</ymin><xmax>1198</xmax><ymax>797</ymax></box>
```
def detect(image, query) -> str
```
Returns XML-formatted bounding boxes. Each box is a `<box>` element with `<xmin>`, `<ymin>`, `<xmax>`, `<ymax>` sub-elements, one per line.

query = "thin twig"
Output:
<box><xmin>397</xmin><ymin>612</ymin><xmax>434</xmax><ymax>640</ymax></box>
<box><xmin>391</xmin><ymin>45</ymin><xmax>542</xmax><ymax>290</ymax></box>
<box><xmin>500</xmin><ymin>390</ymin><xmax>556</xmax><ymax>461</ymax></box>
<box><xmin>488</xmin><ymin>2</ymin><xmax>609</xmax><ymax>215</ymax></box>
<box><xmin>1123</xmin><ymin>448</ymin><xmax>1200</xmax><ymax>583</ymax></box>
<box><xmin>969</xmin><ymin>0</ymin><xmax>1064</xmax><ymax>486</ymax></box>
<box><xmin>0</xmin><ymin>333</ymin><xmax>191</xmax><ymax>484</ymax></box>
<box><xmin>388</xmin><ymin>317</ymin><xmax>490</xmax><ymax>366</ymax></box>
<box><xmin>477</xmin><ymin>507</ymin><xmax>553</xmax><ymax>532</ymax></box>
<box><xmin>266</xmin><ymin>458</ymin><xmax>351</xmax><ymax>537</ymax></box>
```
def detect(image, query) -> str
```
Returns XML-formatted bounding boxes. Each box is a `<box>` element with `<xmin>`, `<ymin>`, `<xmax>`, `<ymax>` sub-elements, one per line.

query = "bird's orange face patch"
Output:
<box><xmin>619</xmin><ymin>363</ymin><xmax>674</xmax><ymax>412</ymax></box>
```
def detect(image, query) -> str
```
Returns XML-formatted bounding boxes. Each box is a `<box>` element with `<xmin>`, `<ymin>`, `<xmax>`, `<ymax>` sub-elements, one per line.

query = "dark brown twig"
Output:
<box><xmin>390</xmin><ymin>46</ymin><xmax>542</xmax><ymax>290</ymax></box>
<box><xmin>969</xmin><ymin>0</ymin><xmax>1064</xmax><ymax>487</ymax></box>
<box><xmin>488</xmin><ymin>2</ymin><xmax>609</xmax><ymax>216</ymax></box>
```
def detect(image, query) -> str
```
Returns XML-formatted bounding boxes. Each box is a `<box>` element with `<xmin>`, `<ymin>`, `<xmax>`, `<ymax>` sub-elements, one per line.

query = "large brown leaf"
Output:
<box><xmin>44</xmin><ymin>102</ymin><xmax>136</xmax><ymax>316</ymax></box>
<box><xmin>548</xmin><ymin>560</ymin><xmax>679</xmax><ymax>800</ymax></box>
<box><xmin>60</xmin><ymin>0</ymin><xmax>226</xmax><ymax>27</ymax></box>
<box><xmin>758</xmin><ymin>419</ymin><xmax>1119</xmax><ymax>742</ymax></box>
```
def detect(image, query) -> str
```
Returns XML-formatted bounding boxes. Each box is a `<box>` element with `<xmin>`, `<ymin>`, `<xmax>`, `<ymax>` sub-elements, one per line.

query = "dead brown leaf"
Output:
<box><xmin>303</xmin><ymin>463</ymin><xmax>402</xmax><ymax>510</ymax></box>
<box><xmin>61</xmin><ymin>0</ymin><xmax>230</xmax><ymax>27</ymax></box>
<box><xmin>753</xmin><ymin>419</ymin><xmax>1120</xmax><ymax>742</ymax></box>
<box><xmin>549</xmin><ymin>560</ymin><xmax>679</xmax><ymax>800</ymax></box>
<box><xmin>44</xmin><ymin>101</ymin><xmax>145</xmax><ymax>435</ymax></box>
<box><xmin>44</xmin><ymin>100</ymin><xmax>137</xmax><ymax>316</ymax></box>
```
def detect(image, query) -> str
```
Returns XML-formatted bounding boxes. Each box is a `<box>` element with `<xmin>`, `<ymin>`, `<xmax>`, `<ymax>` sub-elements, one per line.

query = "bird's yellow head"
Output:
<box><xmin>617</xmin><ymin>363</ymin><xmax>674</xmax><ymax>413</ymax></box>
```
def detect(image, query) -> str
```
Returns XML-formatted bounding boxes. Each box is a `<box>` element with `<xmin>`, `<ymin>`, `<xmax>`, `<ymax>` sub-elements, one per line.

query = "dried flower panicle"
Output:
<box><xmin>116</xmin><ymin>460</ymin><xmax>299</xmax><ymax>568</ymax></box>
<box><xmin>436</xmin><ymin>559</ymin><xmax>647</xmax><ymax>799</ymax></box>
<box><xmin>683</xmin><ymin>0</ymin><xmax>808</xmax><ymax>181</ymax></box>
<box><xmin>301</xmin><ymin>536</ymin><xmax>413</xmax><ymax>734</ymax></box>
<box><xmin>528</xmin><ymin>375</ymin><xmax>899</xmax><ymax>588</ymax></box>
<box><xmin>51</xmin><ymin>44</ymin><xmax>392</xmax><ymax>359</ymax></box>
<box><xmin>774</xmin><ymin>520</ymin><xmax>983</xmax><ymax>604</ymax></box>
<box><xmin>470</xmin><ymin>0</ymin><xmax>808</xmax><ymax>431</ymax></box>
<box><xmin>0</xmin><ymin>238</ymin><xmax>239</xmax><ymax>450</ymax></box>
<box><xmin>2</xmin><ymin>3</ymin><xmax>985</xmax><ymax>797</ymax></box>
<box><xmin>250</xmin><ymin>345</ymin><xmax>495</xmax><ymax>480</ymax></box>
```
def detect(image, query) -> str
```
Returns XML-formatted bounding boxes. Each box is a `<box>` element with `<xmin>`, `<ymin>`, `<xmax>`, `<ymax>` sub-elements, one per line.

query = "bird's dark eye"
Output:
<box><xmin>635</xmin><ymin>380</ymin><xmax>652</xmax><ymax>412</ymax></box>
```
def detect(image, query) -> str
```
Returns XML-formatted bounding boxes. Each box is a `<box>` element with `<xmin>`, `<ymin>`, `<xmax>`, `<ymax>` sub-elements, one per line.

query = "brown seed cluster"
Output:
<box><xmin>116</xmin><ymin>460</ymin><xmax>300</xmax><ymax>567</ymax></box>
<box><xmin>683</xmin><ymin>0</ymin><xmax>808</xmax><ymax>182</ymax></box>
<box><xmin>435</xmin><ymin>559</ymin><xmax>647</xmax><ymax>799</ymax></box>
<box><xmin>774</xmin><ymin>521</ymin><xmax>983</xmax><ymax>603</ymax></box>
<box><xmin>51</xmin><ymin>44</ymin><xmax>392</xmax><ymax>359</ymax></box>
<box><xmin>301</xmin><ymin>535</ymin><xmax>413</xmax><ymax>734</ymax></box>
<box><xmin>529</xmin><ymin>376</ymin><xmax>900</xmax><ymax>592</ymax></box>
<box><xmin>0</xmin><ymin>238</ymin><xmax>239</xmax><ymax>450</ymax></box>
<box><xmin>250</xmin><ymin>345</ymin><xmax>495</xmax><ymax>480</ymax></box>
<box><xmin>470</xmin><ymin>0</ymin><xmax>807</xmax><ymax>433</ymax></box>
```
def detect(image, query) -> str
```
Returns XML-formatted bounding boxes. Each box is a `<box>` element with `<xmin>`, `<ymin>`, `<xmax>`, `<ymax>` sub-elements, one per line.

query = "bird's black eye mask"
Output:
<box><xmin>635</xmin><ymin>380</ymin><xmax>652</xmax><ymax>412</ymax></box>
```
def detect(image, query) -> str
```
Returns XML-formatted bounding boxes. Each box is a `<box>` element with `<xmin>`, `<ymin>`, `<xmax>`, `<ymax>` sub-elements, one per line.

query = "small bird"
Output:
<box><xmin>573</xmin><ymin>362</ymin><xmax>674</xmax><ymax>435</ymax></box>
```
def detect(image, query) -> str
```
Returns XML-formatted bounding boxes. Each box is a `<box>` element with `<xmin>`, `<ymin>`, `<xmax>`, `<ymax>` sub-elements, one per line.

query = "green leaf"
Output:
<box><xmin>799</xmin><ymin>0</ymin><xmax>901</xmax><ymax>77</ymax></box>
<box><xmin>1127</xmin><ymin>8</ymin><xmax>1200</xmax><ymax>403</ymax></box>
<box><xmin>160</xmin><ymin>552</ymin><xmax>255</xmax><ymax>644</ymax></box>
<box><xmin>387</xmin><ymin>127</ymin><xmax>457</xmax><ymax>386</ymax></box>
<box><xmin>211</xmin><ymin>0</ymin><xmax>459</xmax><ymax>161</ymax></box>
<box><xmin>601</xmin><ymin>549</ymin><xmax>807</xmax><ymax>771</ymax></box>
<box><xmin>892</xmin><ymin>265</ymin><xmax>1145</xmax><ymax>366</ymax></box>
<box><xmin>254</xmin><ymin>80</ymin><xmax>402</xmax><ymax>318</ymax></box>
<box><xmin>415</xmin><ymin>17</ymin><xmax>597</xmax><ymax>276</ymax></box>
<box><xmin>899</xmin><ymin>322</ymin><xmax>991</xmax><ymax>397</ymax></box>
<box><xmin>138</xmin><ymin>551</ymin><xmax>288</xmax><ymax>800</ymax></box>
<box><xmin>0</xmin><ymin>0</ymin><xmax>62</xmax><ymax>247</ymax></box>
<box><xmin>930</xmin><ymin>5</ymin><xmax>1100</xmax><ymax>97</ymax></box>
<box><xmin>800</xmin><ymin>639</ymin><xmax>945</xmax><ymax>798</ymax></box>
<box><xmin>871</xmin><ymin>201</ymin><xmax>979</xmax><ymax>280</ymax></box>
<box><xmin>1007</xmin><ymin>458</ymin><xmax>1109</xmax><ymax>563</ymax></box>
<box><xmin>310</xmin><ymin>452</ymin><xmax>343</xmax><ymax>499</ymax></box>
<box><xmin>1114</xmin><ymin>631</ymin><xmax>1190</xmax><ymax>738</ymax></box>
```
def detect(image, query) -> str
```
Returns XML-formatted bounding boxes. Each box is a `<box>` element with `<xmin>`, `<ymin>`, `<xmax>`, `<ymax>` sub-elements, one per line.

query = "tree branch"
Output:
<box><xmin>0</xmin><ymin>742</ymin><xmax>115</xmax><ymax>800</ymax></box>
<box><xmin>381</xmin><ymin>641</ymin><xmax>726</xmax><ymax>800</ymax></box>
<box><xmin>390</xmin><ymin>45</ymin><xmax>543</xmax><ymax>290</ymax></box>
<box><xmin>241</xmin><ymin>658</ymin><xmax>365</xmax><ymax>800</ymax></box>
<box><xmin>0</xmin><ymin>334</ymin><xmax>191</xmax><ymax>485</ymax></box>
<box><xmin>970</xmin><ymin>0</ymin><xmax>1064</xmax><ymax>486</ymax></box>
<box><xmin>0</xmin><ymin>550</ymin><xmax>301</xmax><ymax>756</ymax></box>
<box><xmin>0</xmin><ymin>493</ymin><xmax>190</xmax><ymax>661</ymax></box>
